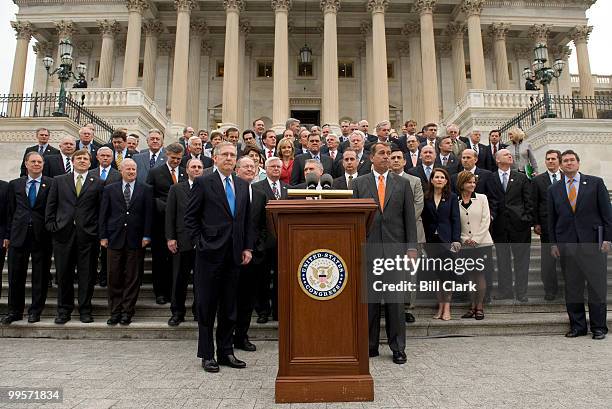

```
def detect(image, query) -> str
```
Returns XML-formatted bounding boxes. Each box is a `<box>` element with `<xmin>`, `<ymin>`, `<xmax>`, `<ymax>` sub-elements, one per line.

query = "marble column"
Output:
<box><xmin>157</xmin><ymin>40</ymin><xmax>173</xmax><ymax>113</ymax></box>
<box><xmin>9</xmin><ymin>21</ymin><xmax>33</xmax><ymax>96</ymax></box>
<box><xmin>403</xmin><ymin>23</ymin><xmax>423</xmax><ymax>125</ymax></box>
<box><xmin>272</xmin><ymin>0</ymin><xmax>291</xmax><ymax>132</ymax></box>
<box><xmin>360</xmin><ymin>22</ymin><xmax>374</xmax><ymax>123</ymax></box>
<box><xmin>415</xmin><ymin>0</ymin><xmax>439</xmax><ymax>124</ymax></box>
<box><xmin>32</xmin><ymin>41</ymin><xmax>53</xmax><ymax>93</ymax></box>
<box><xmin>571</xmin><ymin>25</ymin><xmax>595</xmax><ymax>118</ymax></box>
<box><xmin>97</xmin><ymin>19</ymin><xmax>120</xmax><ymax>88</ymax></box>
<box><xmin>187</xmin><ymin>20</ymin><xmax>208</xmax><ymax>128</ymax></box>
<box><xmin>446</xmin><ymin>22</ymin><xmax>467</xmax><ymax>102</ymax></box>
<box><xmin>514</xmin><ymin>44</ymin><xmax>532</xmax><ymax>91</ymax></box>
<box><xmin>142</xmin><ymin>20</ymin><xmax>163</xmax><ymax>98</ymax></box>
<box><xmin>321</xmin><ymin>0</ymin><xmax>340</xmax><ymax>129</ymax></box>
<box><xmin>237</xmin><ymin>20</ymin><xmax>250</xmax><ymax>130</ymax></box>
<box><xmin>200</xmin><ymin>42</ymin><xmax>212</xmax><ymax>130</ymax></box>
<box><xmin>53</xmin><ymin>20</ymin><xmax>77</xmax><ymax>89</ymax></box>
<box><xmin>489</xmin><ymin>23</ymin><xmax>510</xmax><ymax>90</ymax></box>
<box><xmin>461</xmin><ymin>0</ymin><xmax>486</xmax><ymax>90</ymax></box>
<box><xmin>222</xmin><ymin>0</ymin><xmax>243</xmax><ymax>128</ymax></box>
<box><xmin>122</xmin><ymin>0</ymin><xmax>148</xmax><ymax>87</ymax></box>
<box><xmin>368</xmin><ymin>0</ymin><xmax>390</xmax><ymax>124</ymax></box>
<box><xmin>551</xmin><ymin>44</ymin><xmax>572</xmax><ymax>96</ymax></box>
<box><xmin>528</xmin><ymin>24</ymin><xmax>550</xmax><ymax>46</ymax></box>
<box><xmin>399</xmin><ymin>43</ymin><xmax>411</xmax><ymax>123</ymax></box>
<box><xmin>170</xmin><ymin>0</ymin><xmax>197</xmax><ymax>132</ymax></box>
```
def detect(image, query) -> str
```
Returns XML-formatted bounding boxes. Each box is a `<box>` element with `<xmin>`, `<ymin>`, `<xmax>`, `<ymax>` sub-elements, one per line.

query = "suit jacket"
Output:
<box><xmin>76</xmin><ymin>140</ymin><xmax>102</xmax><ymax>169</ymax></box>
<box><xmin>252</xmin><ymin>178</ymin><xmax>289</xmax><ymax>201</ymax></box>
<box><xmin>548</xmin><ymin>173</ymin><xmax>612</xmax><ymax>246</ymax></box>
<box><xmin>422</xmin><ymin>193</ymin><xmax>461</xmax><ymax>244</ymax></box>
<box><xmin>146</xmin><ymin>164</ymin><xmax>186</xmax><ymax>214</ymax></box>
<box><xmin>111</xmin><ymin>149</ymin><xmax>137</xmax><ymax>170</ymax></box>
<box><xmin>352</xmin><ymin>172</ymin><xmax>417</xmax><ymax>255</ymax></box>
<box><xmin>249</xmin><ymin>186</ymin><xmax>269</xmax><ymax>264</ymax></box>
<box><xmin>483</xmin><ymin>142</ymin><xmax>508</xmax><ymax>172</ymax></box>
<box><xmin>20</xmin><ymin>145</ymin><xmax>60</xmax><ymax>177</ymax></box>
<box><xmin>99</xmin><ymin>181</ymin><xmax>153</xmax><ymax>249</ymax></box>
<box><xmin>290</xmin><ymin>152</ymin><xmax>334</xmax><ymax>185</ymax></box>
<box><xmin>532</xmin><ymin>172</ymin><xmax>557</xmax><ymax>239</ymax></box>
<box><xmin>407</xmin><ymin>164</ymin><xmax>432</xmax><ymax>193</ymax></box>
<box><xmin>450</xmin><ymin>138</ymin><xmax>467</xmax><ymax>157</ymax></box>
<box><xmin>184</xmin><ymin>172</ymin><xmax>255</xmax><ymax>265</ymax></box>
<box><xmin>450</xmin><ymin>167</ymin><xmax>493</xmax><ymax>195</ymax></box>
<box><xmin>180</xmin><ymin>154</ymin><xmax>213</xmax><ymax>169</ymax></box>
<box><xmin>332</xmin><ymin>175</ymin><xmax>355</xmax><ymax>190</ymax></box>
<box><xmin>464</xmin><ymin>142</ymin><xmax>489</xmax><ymax>169</ymax></box>
<box><xmin>45</xmin><ymin>172</ymin><xmax>104</xmax><ymax>242</ymax></box>
<box><xmin>44</xmin><ymin>154</ymin><xmax>71</xmax><ymax>178</ymax></box>
<box><xmin>252</xmin><ymin>178</ymin><xmax>288</xmax><ymax>250</ymax></box>
<box><xmin>0</xmin><ymin>180</ymin><xmax>10</xmax><ymax>242</ymax></box>
<box><xmin>486</xmin><ymin>170</ymin><xmax>533</xmax><ymax>237</ymax></box>
<box><xmin>165</xmin><ymin>181</ymin><xmax>194</xmax><ymax>252</ymax></box>
<box><xmin>334</xmin><ymin>154</ymin><xmax>372</xmax><ymax>177</ymax></box>
<box><xmin>458</xmin><ymin>193</ymin><xmax>493</xmax><ymax>246</ymax></box>
<box><xmin>6</xmin><ymin>176</ymin><xmax>54</xmax><ymax>247</ymax></box>
<box><xmin>398</xmin><ymin>172</ymin><xmax>426</xmax><ymax>244</ymax></box>
<box><xmin>434</xmin><ymin>152</ymin><xmax>461</xmax><ymax>175</ymax></box>
<box><xmin>404</xmin><ymin>150</ymin><xmax>421</xmax><ymax>172</ymax></box>
<box><xmin>133</xmin><ymin>149</ymin><xmax>167</xmax><ymax>183</ymax></box>
<box><xmin>88</xmin><ymin>167</ymin><xmax>122</xmax><ymax>185</ymax></box>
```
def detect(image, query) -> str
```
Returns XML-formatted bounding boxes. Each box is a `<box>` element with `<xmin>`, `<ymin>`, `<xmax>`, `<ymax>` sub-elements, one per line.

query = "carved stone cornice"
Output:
<box><xmin>271</xmin><ymin>0</ymin><xmax>291</xmax><ymax>12</ymax></box>
<box><xmin>445</xmin><ymin>22</ymin><xmax>466</xmax><ymax>39</ymax></box>
<box><xmin>174</xmin><ymin>0</ymin><xmax>197</xmax><ymax>12</ymax></box>
<box><xmin>55</xmin><ymin>20</ymin><xmax>76</xmax><ymax>38</ymax></box>
<box><xmin>399</xmin><ymin>42</ymin><xmax>410</xmax><ymax>57</ymax></box>
<box><xmin>488</xmin><ymin>23</ymin><xmax>510</xmax><ymax>41</ymax></box>
<box><xmin>33</xmin><ymin>41</ymin><xmax>52</xmax><ymax>56</ymax></box>
<box><xmin>320</xmin><ymin>0</ymin><xmax>340</xmax><ymax>13</ymax></box>
<box><xmin>98</xmin><ymin>19</ymin><xmax>120</xmax><ymax>37</ymax></box>
<box><xmin>125</xmin><ymin>0</ymin><xmax>149</xmax><ymax>13</ymax></box>
<box><xmin>413</xmin><ymin>0</ymin><xmax>437</xmax><ymax>14</ymax></box>
<box><xmin>528</xmin><ymin>24</ymin><xmax>551</xmax><ymax>44</ymax></box>
<box><xmin>367</xmin><ymin>0</ymin><xmax>388</xmax><ymax>13</ymax></box>
<box><xmin>360</xmin><ymin>21</ymin><xmax>372</xmax><ymax>36</ymax></box>
<box><xmin>190</xmin><ymin>19</ymin><xmax>208</xmax><ymax>38</ymax></box>
<box><xmin>461</xmin><ymin>0</ymin><xmax>484</xmax><ymax>17</ymax></box>
<box><xmin>201</xmin><ymin>40</ymin><xmax>212</xmax><ymax>56</ymax></box>
<box><xmin>223</xmin><ymin>0</ymin><xmax>244</xmax><ymax>12</ymax></box>
<box><xmin>569</xmin><ymin>25</ymin><xmax>593</xmax><ymax>44</ymax></box>
<box><xmin>157</xmin><ymin>40</ymin><xmax>173</xmax><ymax>55</ymax></box>
<box><xmin>11</xmin><ymin>21</ymin><xmax>34</xmax><ymax>40</ymax></box>
<box><xmin>401</xmin><ymin>22</ymin><xmax>421</xmax><ymax>37</ymax></box>
<box><xmin>142</xmin><ymin>20</ymin><xmax>164</xmax><ymax>36</ymax></box>
<box><xmin>550</xmin><ymin>44</ymin><xmax>572</xmax><ymax>60</ymax></box>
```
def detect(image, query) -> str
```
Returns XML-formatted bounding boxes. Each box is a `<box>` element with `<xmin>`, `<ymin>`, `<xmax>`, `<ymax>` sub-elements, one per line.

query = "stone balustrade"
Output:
<box><xmin>571</xmin><ymin>74</ymin><xmax>612</xmax><ymax>87</ymax></box>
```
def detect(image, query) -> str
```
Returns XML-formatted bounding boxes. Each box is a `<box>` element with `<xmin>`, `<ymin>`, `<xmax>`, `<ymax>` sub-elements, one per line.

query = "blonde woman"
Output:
<box><xmin>507</xmin><ymin>127</ymin><xmax>538</xmax><ymax>176</ymax></box>
<box><xmin>276</xmin><ymin>138</ymin><xmax>295</xmax><ymax>185</ymax></box>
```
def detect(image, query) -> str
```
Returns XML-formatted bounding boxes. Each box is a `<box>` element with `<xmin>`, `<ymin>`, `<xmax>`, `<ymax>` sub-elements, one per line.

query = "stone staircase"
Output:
<box><xmin>1</xmin><ymin>236</ymin><xmax>611</xmax><ymax>339</ymax></box>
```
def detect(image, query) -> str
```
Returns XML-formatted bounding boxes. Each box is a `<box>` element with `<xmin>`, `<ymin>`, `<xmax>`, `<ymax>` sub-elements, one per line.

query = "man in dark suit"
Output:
<box><xmin>133</xmin><ymin>129</ymin><xmax>167</xmax><ymax>183</ymax></box>
<box><xmin>396</xmin><ymin>119</ymin><xmax>418</xmax><ymax>154</ymax></box>
<box><xmin>532</xmin><ymin>150</ymin><xmax>563</xmax><ymax>301</ymax></box>
<box><xmin>146</xmin><ymin>142</ymin><xmax>186</xmax><ymax>305</ymax></box>
<box><xmin>407</xmin><ymin>145</ymin><xmax>436</xmax><ymax>192</ymax></box>
<box><xmin>450</xmin><ymin>149</ymin><xmax>493</xmax><ymax>195</ymax></box>
<box><xmin>358</xmin><ymin>120</ymin><xmax>377</xmax><ymax>146</ymax></box>
<box><xmin>45</xmin><ymin>149</ymin><xmax>104</xmax><ymax>324</ymax></box>
<box><xmin>44</xmin><ymin>136</ymin><xmax>77</xmax><ymax>177</ymax></box>
<box><xmin>352</xmin><ymin>142</ymin><xmax>417</xmax><ymax>365</ymax></box>
<box><xmin>548</xmin><ymin>150</ymin><xmax>611</xmax><ymax>340</ymax></box>
<box><xmin>1</xmin><ymin>152</ymin><xmax>54</xmax><ymax>324</ymax></box>
<box><xmin>290</xmin><ymin>133</ymin><xmax>334</xmax><ymax>185</ymax></box>
<box><xmin>126</xmin><ymin>134</ymin><xmax>140</xmax><ymax>153</ymax></box>
<box><xmin>418</xmin><ymin>123</ymin><xmax>439</xmax><ymax>151</ymax></box>
<box><xmin>344</xmin><ymin>131</ymin><xmax>372</xmax><ymax>176</ymax></box>
<box><xmin>166</xmin><ymin>157</ymin><xmax>204</xmax><ymax>326</ymax></box>
<box><xmin>185</xmin><ymin>141</ymin><xmax>255</xmax><ymax>373</ymax></box>
<box><xmin>180</xmin><ymin>136</ymin><xmax>213</xmax><ymax>169</ymax></box>
<box><xmin>486</xmin><ymin>149</ymin><xmax>533</xmax><ymax>302</ymax></box>
<box><xmin>110</xmin><ymin>130</ymin><xmax>137</xmax><ymax>170</ymax></box>
<box><xmin>404</xmin><ymin>134</ymin><xmax>421</xmax><ymax>171</ymax></box>
<box><xmin>464</xmin><ymin>130</ymin><xmax>489</xmax><ymax>170</ymax></box>
<box><xmin>434</xmin><ymin>136</ymin><xmax>461</xmax><ymax>175</ymax></box>
<box><xmin>20</xmin><ymin>127</ymin><xmax>60</xmax><ymax>177</ymax></box>
<box><xmin>76</xmin><ymin>126</ymin><xmax>101</xmax><ymax>169</ymax></box>
<box><xmin>332</xmin><ymin>148</ymin><xmax>359</xmax><ymax>190</ymax></box>
<box><xmin>483</xmin><ymin>129</ymin><xmax>508</xmax><ymax>172</ymax></box>
<box><xmin>99</xmin><ymin>158</ymin><xmax>153</xmax><ymax>326</ymax></box>
<box><xmin>261</xmin><ymin>129</ymin><xmax>278</xmax><ymax>160</ymax></box>
<box><xmin>0</xmin><ymin>180</ymin><xmax>8</xmax><ymax>299</ymax></box>
<box><xmin>252</xmin><ymin>157</ymin><xmax>289</xmax><ymax>323</ymax></box>
<box><xmin>293</xmin><ymin>128</ymin><xmax>310</xmax><ymax>156</ymax></box>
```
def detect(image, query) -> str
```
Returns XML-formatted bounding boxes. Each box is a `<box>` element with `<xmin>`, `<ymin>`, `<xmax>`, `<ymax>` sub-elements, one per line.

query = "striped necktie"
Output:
<box><xmin>567</xmin><ymin>178</ymin><xmax>577</xmax><ymax>212</ymax></box>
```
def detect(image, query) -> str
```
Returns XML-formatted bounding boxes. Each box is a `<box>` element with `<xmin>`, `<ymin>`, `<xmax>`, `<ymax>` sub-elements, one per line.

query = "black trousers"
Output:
<box><xmin>53</xmin><ymin>234</ymin><xmax>98</xmax><ymax>316</ymax></box>
<box><xmin>562</xmin><ymin>246</ymin><xmax>608</xmax><ymax>334</ymax></box>
<box><xmin>368</xmin><ymin>302</ymin><xmax>406</xmax><ymax>353</ymax></box>
<box><xmin>235</xmin><ymin>261</ymin><xmax>259</xmax><ymax>342</ymax></box>
<box><xmin>195</xmin><ymin>243</ymin><xmax>239</xmax><ymax>360</ymax></box>
<box><xmin>107</xmin><ymin>247</ymin><xmax>143</xmax><ymax>317</ymax></box>
<box><xmin>170</xmin><ymin>249</ymin><xmax>196</xmax><ymax>318</ymax></box>
<box><xmin>0</xmin><ymin>247</ymin><xmax>6</xmax><ymax>299</ymax></box>
<box><xmin>494</xmin><ymin>228</ymin><xmax>531</xmax><ymax>298</ymax></box>
<box><xmin>7</xmin><ymin>227</ymin><xmax>52</xmax><ymax>317</ymax></box>
<box><xmin>254</xmin><ymin>253</ymin><xmax>274</xmax><ymax>318</ymax></box>
<box><xmin>540</xmin><ymin>234</ymin><xmax>562</xmax><ymax>297</ymax></box>
<box><xmin>151</xmin><ymin>226</ymin><xmax>172</xmax><ymax>299</ymax></box>
<box><xmin>98</xmin><ymin>245</ymin><xmax>107</xmax><ymax>283</ymax></box>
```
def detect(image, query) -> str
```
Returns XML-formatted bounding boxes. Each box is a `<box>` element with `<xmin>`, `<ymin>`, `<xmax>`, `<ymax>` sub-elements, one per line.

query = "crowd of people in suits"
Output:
<box><xmin>0</xmin><ymin>115</ymin><xmax>610</xmax><ymax>371</ymax></box>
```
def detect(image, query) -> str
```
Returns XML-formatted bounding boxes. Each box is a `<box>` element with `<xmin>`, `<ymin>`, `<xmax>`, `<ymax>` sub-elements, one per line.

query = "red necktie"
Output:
<box><xmin>267</xmin><ymin>150</ymin><xmax>272</xmax><ymax>158</ymax></box>
<box><xmin>331</xmin><ymin>151</ymin><xmax>336</xmax><ymax>160</ymax></box>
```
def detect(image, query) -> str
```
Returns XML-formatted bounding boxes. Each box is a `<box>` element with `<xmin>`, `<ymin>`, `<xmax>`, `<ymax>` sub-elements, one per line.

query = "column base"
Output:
<box><xmin>167</xmin><ymin>122</ymin><xmax>187</xmax><ymax>143</ymax></box>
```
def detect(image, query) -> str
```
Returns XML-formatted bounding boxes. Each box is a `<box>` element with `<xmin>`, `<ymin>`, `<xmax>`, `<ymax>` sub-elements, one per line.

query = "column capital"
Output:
<box><xmin>32</xmin><ymin>40</ymin><xmax>52</xmax><ymax>55</ymax></box>
<box><xmin>550</xmin><ymin>44</ymin><xmax>572</xmax><ymax>60</ymax></box>
<box><xmin>445</xmin><ymin>21</ymin><xmax>466</xmax><ymax>39</ymax></box>
<box><xmin>174</xmin><ymin>0</ymin><xmax>197</xmax><ymax>12</ymax></box>
<box><xmin>320</xmin><ymin>0</ymin><xmax>340</xmax><ymax>14</ymax></box>
<box><xmin>158</xmin><ymin>40</ymin><xmax>173</xmax><ymax>55</ymax></box>
<box><xmin>436</xmin><ymin>40</ymin><xmax>452</xmax><ymax>57</ymax></box>
<box><xmin>125</xmin><ymin>0</ymin><xmax>149</xmax><ymax>13</ymax></box>
<box><xmin>401</xmin><ymin>22</ymin><xmax>421</xmax><ymax>37</ymax></box>
<box><xmin>240</xmin><ymin>19</ymin><xmax>251</xmax><ymax>35</ymax></box>
<box><xmin>223</xmin><ymin>0</ymin><xmax>245</xmax><ymax>12</ymax></box>
<box><xmin>367</xmin><ymin>0</ymin><xmax>388</xmax><ymax>14</ymax></box>
<box><xmin>55</xmin><ymin>20</ymin><xmax>76</xmax><ymax>39</ymax></box>
<box><xmin>76</xmin><ymin>40</ymin><xmax>93</xmax><ymax>55</ymax></box>
<box><xmin>413</xmin><ymin>0</ymin><xmax>437</xmax><ymax>15</ymax></box>
<box><xmin>460</xmin><ymin>0</ymin><xmax>484</xmax><ymax>17</ymax></box>
<box><xmin>360</xmin><ymin>21</ymin><xmax>372</xmax><ymax>36</ymax></box>
<box><xmin>201</xmin><ymin>40</ymin><xmax>212</xmax><ymax>56</ymax></box>
<box><xmin>190</xmin><ymin>19</ymin><xmax>209</xmax><ymax>38</ymax></box>
<box><xmin>98</xmin><ymin>19</ymin><xmax>121</xmax><ymax>37</ymax></box>
<box><xmin>399</xmin><ymin>42</ymin><xmax>410</xmax><ymax>57</ymax></box>
<box><xmin>271</xmin><ymin>0</ymin><xmax>291</xmax><ymax>12</ymax></box>
<box><xmin>142</xmin><ymin>19</ymin><xmax>164</xmax><ymax>36</ymax></box>
<box><xmin>513</xmin><ymin>43</ymin><xmax>532</xmax><ymax>59</ymax></box>
<box><xmin>488</xmin><ymin>22</ymin><xmax>510</xmax><ymax>41</ymax></box>
<box><xmin>10</xmin><ymin>21</ymin><xmax>34</xmax><ymax>40</ymax></box>
<box><xmin>528</xmin><ymin>24</ymin><xmax>551</xmax><ymax>44</ymax></box>
<box><xmin>569</xmin><ymin>25</ymin><xmax>593</xmax><ymax>44</ymax></box>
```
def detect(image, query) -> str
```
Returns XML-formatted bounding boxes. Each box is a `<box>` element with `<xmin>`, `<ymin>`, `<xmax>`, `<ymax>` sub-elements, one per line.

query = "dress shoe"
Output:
<box><xmin>218</xmin><ymin>354</ymin><xmax>247</xmax><ymax>369</ymax></box>
<box><xmin>168</xmin><ymin>315</ymin><xmax>184</xmax><ymax>327</ymax></box>
<box><xmin>565</xmin><ymin>329</ymin><xmax>587</xmax><ymax>338</ymax></box>
<box><xmin>202</xmin><ymin>359</ymin><xmax>219</xmax><ymax>373</ymax></box>
<box><xmin>256</xmin><ymin>315</ymin><xmax>268</xmax><ymax>324</ymax></box>
<box><xmin>107</xmin><ymin>315</ymin><xmax>121</xmax><ymax>326</ymax></box>
<box><xmin>1</xmin><ymin>314</ymin><xmax>22</xmax><ymax>325</ymax></box>
<box><xmin>120</xmin><ymin>314</ymin><xmax>132</xmax><ymax>326</ymax></box>
<box><xmin>543</xmin><ymin>294</ymin><xmax>556</xmax><ymax>301</ymax></box>
<box><xmin>54</xmin><ymin>315</ymin><xmax>71</xmax><ymax>325</ymax></box>
<box><xmin>234</xmin><ymin>339</ymin><xmax>257</xmax><ymax>352</ymax></box>
<box><xmin>392</xmin><ymin>351</ymin><xmax>407</xmax><ymax>365</ymax></box>
<box><xmin>405</xmin><ymin>312</ymin><xmax>416</xmax><ymax>323</ymax></box>
<box><xmin>80</xmin><ymin>314</ymin><xmax>94</xmax><ymax>323</ymax></box>
<box><xmin>592</xmin><ymin>330</ymin><xmax>606</xmax><ymax>340</ymax></box>
<box><xmin>155</xmin><ymin>296</ymin><xmax>168</xmax><ymax>305</ymax></box>
<box><xmin>27</xmin><ymin>314</ymin><xmax>40</xmax><ymax>323</ymax></box>
<box><xmin>516</xmin><ymin>296</ymin><xmax>529</xmax><ymax>303</ymax></box>
<box><xmin>368</xmin><ymin>349</ymin><xmax>379</xmax><ymax>358</ymax></box>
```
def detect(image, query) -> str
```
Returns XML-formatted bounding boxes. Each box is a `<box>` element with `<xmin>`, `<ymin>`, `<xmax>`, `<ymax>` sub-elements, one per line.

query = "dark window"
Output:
<box><xmin>257</xmin><ymin>61</ymin><xmax>273</xmax><ymax>78</ymax></box>
<box><xmin>338</xmin><ymin>62</ymin><xmax>353</xmax><ymax>78</ymax></box>
<box><xmin>387</xmin><ymin>63</ymin><xmax>394</xmax><ymax>79</ymax></box>
<box><xmin>138</xmin><ymin>61</ymin><xmax>144</xmax><ymax>78</ymax></box>
<box><xmin>508</xmin><ymin>62</ymin><xmax>513</xmax><ymax>81</ymax></box>
<box><xmin>94</xmin><ymin>60</ymin><xmax>100</xmax><ymax>77</ymax></box>
<box><xmin>465</xmin><ymin>63</ymin><xmax>472</xmax><ymax>80</ymax></box>
<box><xmin>298</xmin><ymin>61</ymin><xmax>313</xmax><ymax>77</ymax></box>
<box><xmin>216</xmin><ymin>61</ymin><xmax>224</xmax><ymax>77</ymax></box>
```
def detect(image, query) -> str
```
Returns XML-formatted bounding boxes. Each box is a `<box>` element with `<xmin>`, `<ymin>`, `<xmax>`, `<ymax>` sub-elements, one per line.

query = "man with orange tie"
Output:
<box><xmin>146</xmin><ymin>142</ymin><xmax>186</xmax><ymax>305</ymax></box>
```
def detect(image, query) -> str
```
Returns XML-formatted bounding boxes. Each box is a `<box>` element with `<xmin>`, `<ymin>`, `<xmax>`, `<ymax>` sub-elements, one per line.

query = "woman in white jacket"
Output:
<box><xmin>456</xmin><ymin>171</ymin><xmax>494</xmax><ymax>320</ymax></box>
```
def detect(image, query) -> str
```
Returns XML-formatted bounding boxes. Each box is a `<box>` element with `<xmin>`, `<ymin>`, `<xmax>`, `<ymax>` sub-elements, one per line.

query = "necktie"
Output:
<box><xmin>425</xmin><ymin>166</ymin><xmax>432</xmax><ymax>181</ymax></box>
<box><xmin>314</xmin><ymin>155</ymin><xmax>320</xmax><ymax>162</ymax></box>
<box><xmin>552</xmin><ymin>173</ymin><xmax>557</xmax><ymax>183</ymax></box>
<box><xmin>76</xmin><ymin>174</ymin><xmax>83</xmax><ymax>197</ymax></box>
<box><xmin>567</xmin><ymin>178</ymin><xmax>577</xmax><ymax>212</ymax></box>
<box><xmin>150</xmin><ymin>153</ymin><xmax>156</xmax><ymax>169</ymax></box>
<box><xmin>429</xmin><ymin>141</ymin><xmax>434</xmax><ymax>147</ymax></box>
<box><xmin>272</xmin><ymin>182</ymin><xmax>280</xmax><ymax>200</ymax></box>
<box><xmin>442</xmin><ymin>156</ymin><xmax>448</xmax><ymax>166</ymax></box>
<box><xmin>116</xmin><ymin>151</ymin><xmax>123</xmax><ymax>167</ymax></box>
<box><xmin>473</xmin><ymin>144</ymin><xmax>479</xmax><ymax>155</ymax></box>
<box><xmin>28</xmin><ymin>180</ymin><xmax>37</xmax><ymax>208</ymax></box>
<box><xmin>65</xmin><ymin>157</ymin><xmax>72</xmax><ymax>173</ymax></box>
<box><xmin>330</xmin><ymin>151</ymin><xmax>336</xmax><ymax>160</ymax></box>
<box><xmin>377</xmin><ymin>175</ymin><xmax>385</xmax><ymax>212</ymax></box>
<box><xmin>493</xmin><ymin>144</ymin><xmax>497</xmax><ymax>155</ymax></box>
<box><xmin>411</xmin><ymin>153</ymin><xmax>417</xmax><ymax>167</ymax></box>
<box><xmin>225</xmin><ymin>177</ymin><xmax>235</xmax><ymax>216</ymax></box>
<box><xmin>171</xmin><ymin>168</ymin><xmax>177</xmax><ymax>184</ymax></box>
<box><xmin>267</xmin><ymin>150</ymin><xmax>272</xmax><ymax>158</ymax></box>
<box><xmin>39</xmin><ymin>145</ymin><xmax>44</xmax><ymax>154</ymax></box>
<box><xmin>348</xmin><ymin>175</ymin><xmax>353</xmax><ymax>189</ymax></box>
<box><xmin>101</xmin><ymin>168</ymin><xmax>107</xmax><ymax>181</ymax></box>
<box><xmin>502</xmin><ymin>172</ymin><xmax>508</xmax><ymax>191</ymax></box>
<box><xmin>124</xmin><ymin>183</ymin><xmax>131</xmax><ymax>208</ymax></box>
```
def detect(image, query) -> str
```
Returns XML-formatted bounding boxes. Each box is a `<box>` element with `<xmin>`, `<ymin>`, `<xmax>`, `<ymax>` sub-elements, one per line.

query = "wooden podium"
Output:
<box><xmin>267</xmin><ymin>199</ymin><xmax>377</xmax><ymax>403</ymax></box>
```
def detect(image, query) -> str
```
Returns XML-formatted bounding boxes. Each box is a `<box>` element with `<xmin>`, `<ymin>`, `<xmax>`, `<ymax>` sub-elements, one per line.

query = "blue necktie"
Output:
<box><xmin>101</xmin><ymin>168</ymin><xmax>107</xmax><ymax>181</ymax></box>
<box><xmin>149</xmin><ymin>153</ymin><xmax>156</xmax><ymax>169</ymax></box>
<box><xmin>28</xmin><ymin>180</ymin><xmax>37</xmax><ymax>208</ymax></box>
<box><xmin>225</xmin><ymin>177</ymin><xmax>235</xmax><ymax>217</ymax></box>
<box><xmin>425</xmin><ymin>166</ymin><xmax>432</xmax><ymax>181</ymax></box>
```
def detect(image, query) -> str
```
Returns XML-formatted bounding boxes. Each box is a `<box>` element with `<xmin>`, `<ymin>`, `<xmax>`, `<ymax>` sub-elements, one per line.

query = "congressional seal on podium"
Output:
<box><xmin>298</xmin><ymin>249</ymin><xmax>348</xmax><ymax>300</ymax></box>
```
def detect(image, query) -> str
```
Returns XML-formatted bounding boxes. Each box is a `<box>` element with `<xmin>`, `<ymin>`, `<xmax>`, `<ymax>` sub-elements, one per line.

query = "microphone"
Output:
<box><xmin>305</xmin><ymin>173</ymin><xmax>319</xmax><ymax>189</ymax></box>
<box><xmin>320</xmin><ymin>174</ymin><xmax>333</xmax><ymax>190</ymax></box>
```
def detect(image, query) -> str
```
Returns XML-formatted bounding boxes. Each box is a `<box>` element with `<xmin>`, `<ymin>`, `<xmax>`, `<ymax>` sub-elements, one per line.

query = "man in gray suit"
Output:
<box><xmin>132</xmin><ymin>129</ymin><xmax>167</xmax><ymax>183</ymax></box>
<box><xmin>352</xmin><ymin>142</ymin><xmax>417</xmax><ymax>365</ymax></box>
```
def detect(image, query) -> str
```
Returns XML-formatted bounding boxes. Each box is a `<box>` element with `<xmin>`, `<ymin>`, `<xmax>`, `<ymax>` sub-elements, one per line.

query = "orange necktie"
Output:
<box><xmin>567</xmin><ymin>178</ymin><xmax>577</xmax><ymax>212</ymax></box>
<box><xmin>171</xmin><ymin>169</ymin><xmax>177</xmax><ymax>184</ymax></box>
<box><xmin>377</xmin><ymin>175</ymin><xmax>385</xmax><ymax>212</ymax></box>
